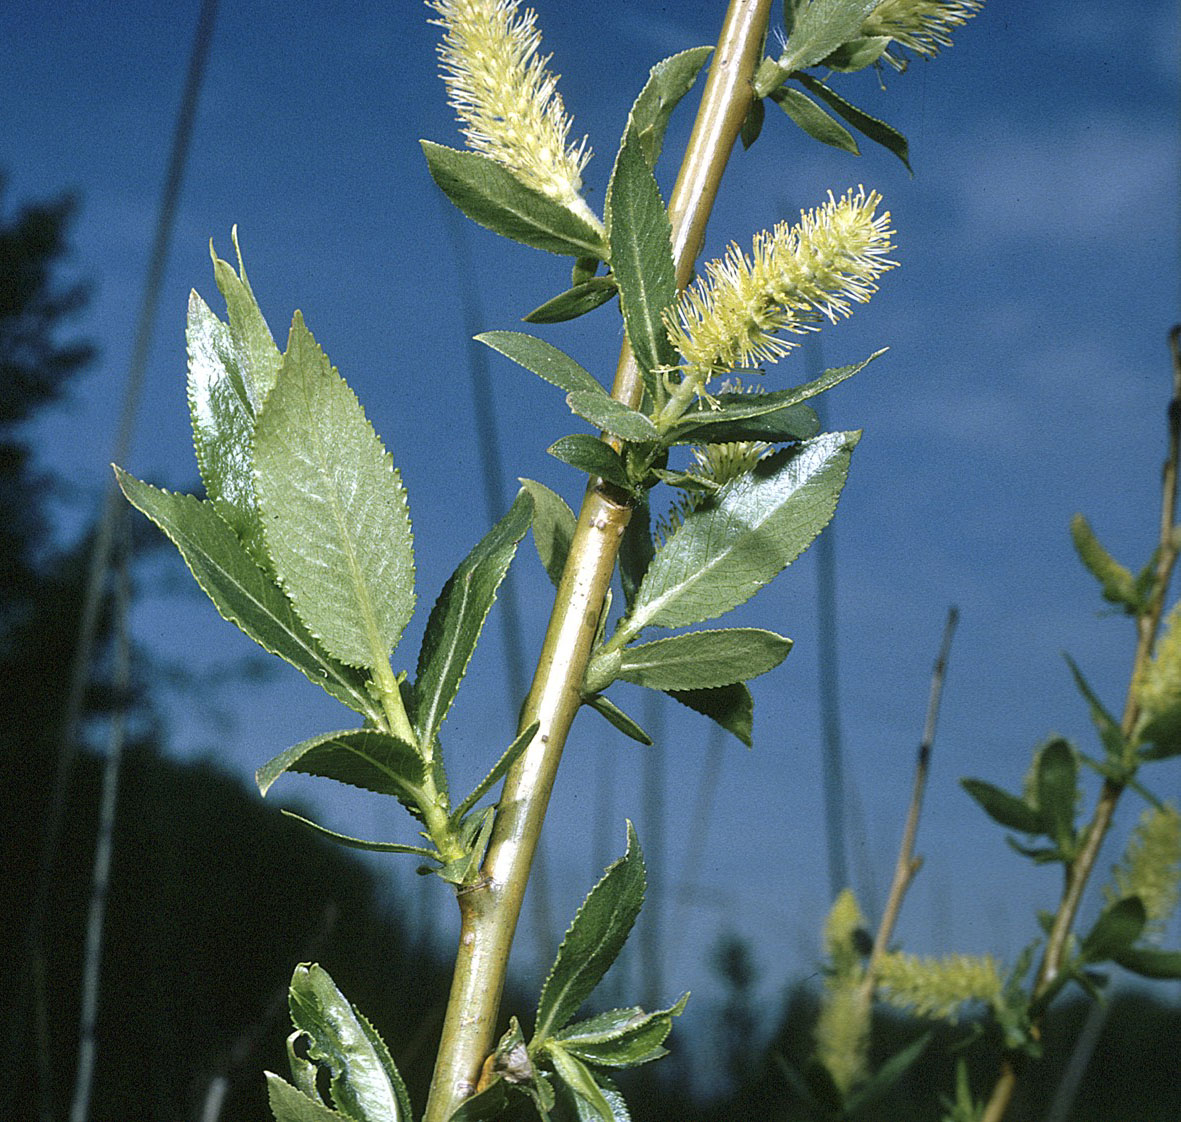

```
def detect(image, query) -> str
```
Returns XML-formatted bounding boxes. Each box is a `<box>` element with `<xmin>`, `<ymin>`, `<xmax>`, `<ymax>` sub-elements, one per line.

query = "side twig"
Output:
<box><xmin>859</xmin><ymin>606</ymin><xmax>959</xmax><ymax>1006</ymax></box>
<box><xmin>981</xmin><ymin>325</ymin><xmax>1181</xmax><ymax>1122</ymax></box>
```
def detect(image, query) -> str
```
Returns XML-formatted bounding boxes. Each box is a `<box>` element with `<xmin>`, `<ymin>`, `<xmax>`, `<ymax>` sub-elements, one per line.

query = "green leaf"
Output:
<box><xmin>670</xmin><ymin>401</ymin><xmax>820</xmax><ymax>446</ymax></box>
<box><xmin>740</xmin><ymin>97</ymin><xmax>766</xmax><ymax>150</ymax></box>
<box><xmin>266</xmin><ymin>1074</ymin><xmax>350</xmax><ymax>1122</ymax></box>
<box><xmin>521</xmin><ymin>479</ymin><xmax>576</xmax><ymax>587</ymax></box>
<box><xmin>115</xmin><ymin>470</ymin><xmax>379</xmax><ymax>721</ymax></box>
<box><xmin>420</xmin><ymin>141</ymin><xmax>608</xmax><ymax>259</ymax></box>
<box><xmin>535</xmin><ymin>822</ymin><xmax>646</xmax><ymax>1041</ymax></box>
<box><xmin>209</xmin><ymin>228</ymin><xmax>283</xmax><ymax>409</ymax></box>
<box><xmin>476</xmin><ymin>330</ymin><xmax>603</xmax><ymax>396</ymax></box>
<box><xmin>1036</xmin><ymin>738</ymin><xmax>1078</xmax><ymax>853</ymax></box>
<box><xmin>1071</xmin><ymin>513</ymin><xmax>1141</xmax><ymax>612</ymax></box>
<box><xmin>779</xmin><ymin>0</ymin><xmax>880</xmax><ymax>73</ymax></box>
<box><xmin>770</xmin><ymin>86</ymin><xmax>860</xmax><ymax>154</ymax></box>
<box><xmin>605</xmin><ymin>130</ymin><xmax>677</xmax><ymax>389</ymax></box>
<box><xmin>287</xmin><ymin>963</ymin><xmax>412</xmax><ymax>1122</ymax></box>
<box><xmin>960</xmin><ymin>778</ymin><xmax>1043</xmax><ymax>835</ymax></box>
<box><xmin>554</xmin><ymin>994</ymin><xmax>688</xmax><ymax>1068</ymax></box>
<box><xmin>566</xmin><ymin>390</ymin><xmax>659</xmax><ymax>442</ymax></box>
<box><xmin>1139</xmin><ymin>703</ymin><xmax>1181</xmax><ymax>760</ymax></box>
<box><xmin>185</xmin><ymin>289</ymin><xmax>271</xmax><ymax>570</ymax></box>
<box><xmin>627</xmin><ymin>433</ymin><xmax>859</xmax><ymax>632</ymax></box>
<box><xmin>414</xmin><ymin>490</ymin><xmax>533</xmax><ymax>746</ymax></box>
<box><xmin>627</xmin><ymin>46</ymin><xmax>714</xmax><ymax>169</ymax></box>
<box><xmin>843</xmin><ymin>1032</ymin><xmax>931</xmax><ymax>1115</ymax></box>
<box><xmin>446</xmin><ymin>1080</ymin><xmax>509</xmax><ymax>1122</ymax></box>
<box><xmin>795</xmin><ymin>74</ymin><xmax>911</xmax><ymax>170</ymax></box>
<box><xmin>1112</xmin><ymin>945</ymin><xmax>1181</xmax><ymax>979</ymax></box>
<box><xmin>618</xmin><ymin>628</ymin><xmax>792</xmax><ymax>691</ymax></box>
<box><xmin>583</xmin><ymin>695</ymin><xmax>654</xmax><ymax>745</ymax></box>
<box><xmin>668</xmin><ymin>683</ymin><xmax>754</xmax><ymax>746</ymax></box>
<box><xmin>1080</xmin><ymin>897</ymin><xmax>1147</xmax><ymax>963</ymax></box>
<box><xmin>1065</xmin><ymin>654</ymin><xmax>1126</xmax><ymax>762</ymax></box>
<box><xmin>819</xmin><ymin>35</ymin><xmax>892</xmax><ymax>72</ymax></box>
<box><xmin>254</xmin><ymin>312</ymin><xmax>415</xmax><ymax>671</ymax></box>
<box><xmin>548</xmin><ymin>1045</ymin><xmax>618</xmax><ymax>1122</ymax></box>
<box><xmin>548</xmin><ymin>435</ymin><xmax>632</xmax><ymax>490</ymax></box>
<box><xmin>279</xmin><ymin>810</ymin><xmax>439</xmax><ymax>860</ymax></box>
<box><xmin>524</xmin><ymin>277</ymin><xmax>618</xmax><ymax>324</ymax></box>
<box><xmin>256</xmin><ymin>727</ymin><xmax>424</xmax><ymax>808</ymax></box>
<box><xmin>452</xmin><ymin>721</ymin><xmax>540</xmax><ymax>823</ymax></box>
<box><xmin>619</xmin><ymin>500</ymin><xmax>655</xmax><ymax>612</ymax></box>
<box><xmin>664</xmin><ymin>352</ymin><xmax>881</xmax><ymax>443</ymax></box>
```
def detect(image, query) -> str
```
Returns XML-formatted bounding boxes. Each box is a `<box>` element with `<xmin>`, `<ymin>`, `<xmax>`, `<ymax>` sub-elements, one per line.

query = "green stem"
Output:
<box><xmin>373</xmin><ymin>659</ymin><xmax>417</xmax><ymax>747</ymax></box>
<box><xmin>980</xmin><ymin>326</ymin><xmax>1181</xmax><ymax>1122</ymax></box>
<box><xmin>422</xmin><ymin>4</ymin><xmax>775</xmax><ymax>1119</ymax></box>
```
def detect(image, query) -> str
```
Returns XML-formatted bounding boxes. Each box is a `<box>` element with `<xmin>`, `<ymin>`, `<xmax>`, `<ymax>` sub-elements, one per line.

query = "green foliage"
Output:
<box><xmin>1070</xmin><ymin>512</ymin><xmax>1143</xmax><ymax>613</ymax></box>
<box><xmin>770</xmin><ymin>86</ymin><xmax>860</xmax><ymax>154</ymax></box>
<box><xmin>521</xmin><ymin>478</ymin><xmax>577</xmax><ymax>587</ymax></box>
<box><xmin>611</xmin><ymin>627</ymin><xmax>792</xmax><ymax>691</ymax></box>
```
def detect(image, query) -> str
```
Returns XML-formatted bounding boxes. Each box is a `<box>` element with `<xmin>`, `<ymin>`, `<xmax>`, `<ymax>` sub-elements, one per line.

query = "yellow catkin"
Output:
<box><xmin>875</xmin><ymin>952</ymin><xmax>1002</xmax><ymax>1021</ymax></box>
<box><xmin>862</xmin><ymin>0</ymin><xmax>985</xmax><ymax>70</ymax></box>
<box><xmin>1105</xmin><ymin>802</ymin><xmax>1181</xmax><ymax>940</ymax></box>
<box><xmin>427</xmin><ymin>0</ymin><xmax>599</xmax><ymax>228</ymax></box>
<box><xmin>1137</xmin><ymin>601</ymin><xmax>1181</xmax><ymax>725</ymax></box>
<box><xmin>813</xmin><ymin>889</ymin><xmax>870</xmax><ymax>1094</ymax></box>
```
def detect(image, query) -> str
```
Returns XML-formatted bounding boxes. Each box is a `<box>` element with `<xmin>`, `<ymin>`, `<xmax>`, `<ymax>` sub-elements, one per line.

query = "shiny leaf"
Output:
<box><xmin>548</xmin><ymin>1045</ymin><xmax>617</xmax><ymax>1122</ymax></box>
<box><xmin>961</xmin><ymin>778</ymin><xmax>1043</xmax><ymax>835</ymax></box>
<box><xmin>605</xmin><ymin>130</ymin><xmax>676</xmax><ymax>388</ymax></box>
<box><xmin>452</xmin><ymin>721</ymin><xmax>540</xmax><ymax>823</ymax></box>
<box><xmin>115</xmin><ymin>470</ymin><xmax>379</xmax><ymax>721</ymax></box>
<box><xmin>554</xmin><ymin>994</ymin><xmax>688</xmax><ymax>1068</ymax></box>
<box><xmin>265</xmin><ymin>1074</ymin><xmax>349</xmax><ymax>1122</ymax></box>
<box><xmin>524</xmin><ymin>277</ymin><xmax>618</xmax><ymax>324</ymax></box>
<box><xmin>280</xmin><ymin>811</ymin><xmax>438</xmax><ymax>860</ymax></box>
<box><xmin>548</xmin><ymin>435</ymin><xmax>632</xmax><ymax>490</ymax></box>
<box><xmin>628</xmin><ymin>433</ymin><xmax>859</xmax><ymax>631</ymax></box>
<box><xmin>566</xmin><ymin>390</ymin><xmax>659</xmax><ymax>442</ymax></box>
<box><xmin>796</xmin><ymin>73</ymin><xmax>911</xmax><ymax>170</ymax></box>
<box><xmin>421</xmin><ymin>141</ymin><xmax>608</xmax><ymax>259</ymax></box>
<box><xmin>536</xmin><ymin>822</ymin><xmax>646</xmax><ymax>1041</ymax></box>
<box><xmin>287</xmin><ymin>964</ymin><xmax>412</xmax><ymax>1122</ymax></box>
<box><xmin>668</xmin><ymin>682</ymin><xmax>754</xmax><ymax>746</ymax></box>
<box><xmin>477</xmin><ymin>330</ymin><xmax>602</xmax><ymax>396</ymax></box>
<box><xmin>627</xmin><ymin>46</ymin><xmax>713</xmax><ymax>169</ymax></box>
<box><xmin>584</xmin><ymin>695</ymin><xmax>654</xmax><ymax>745</ymax></box>
<box><xmin>521</xmin><ymin>479</ymin><xmax>576</xmax><ymax>588</ymax></box>
<box><xmin>254</xmin><ymin>313</ymin><xmax>415</xmax><ymax>670</ymax></box>
<box><xmin>618</xmin><ymin>628</ymin><xmax>792</xmax><ymax>690</ymax></box>
<box><xmin>770</xmin><ymin>86</ymin><xmax>859</xmax><ymax>154</ymax></box>
<box><xmin>414</xmin><ymin>490</ymin><xmax>533</xmax><ymax>746</ymax></box>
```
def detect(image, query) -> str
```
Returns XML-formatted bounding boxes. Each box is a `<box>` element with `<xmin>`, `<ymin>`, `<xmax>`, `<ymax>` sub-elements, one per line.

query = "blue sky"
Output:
<box><xmin>5</xmin><ymin>0</ymin><xmax>1179</xmax><ymax>1079</ymax></box>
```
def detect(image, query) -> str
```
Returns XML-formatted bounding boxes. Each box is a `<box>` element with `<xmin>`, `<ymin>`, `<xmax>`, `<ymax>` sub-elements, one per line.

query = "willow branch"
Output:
<box><xmin>859</xmin><ymin>606</ymin><xmax>958</xmax><ymax>1006</ymax></box>
<box><xmin>981</xmin><ymin>326</ymin><xmax>1181</xmax><ymax>1122</ymax></box>
<box><xmin>422</xmin><ymin>5</ymin><xmax>775</xmax><ymax>1120</ymax></box>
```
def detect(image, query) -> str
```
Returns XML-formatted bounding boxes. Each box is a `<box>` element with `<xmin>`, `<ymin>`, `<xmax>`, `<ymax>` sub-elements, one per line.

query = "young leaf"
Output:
<box><xmin>445</xmin><ymin>1080</ymin><xmax>510</xmax><ymax>1122</ymax></box>
<box><xmin>1112</xmin><ymin>945</ymin><xmax>1181</xmax><ymax>979</ymax></box>
<box><xmin>627</xmin><ymin>433</ymin><xmax>859</xmax><ymax>632</ymax></box>
<box><xmin>627</xmin><ymin>46</ymin><xmax>713</xmax><ymax>169</ymax></box>
<box><xmin>663</xmin><ymin>352</ymin><xmax>881</xmax><ymax>443</ymax></box>
<box><xmin>1138</xmin><ymin>703</ymin><xmax>1181</xmax><ymax>760</ymax></box>
<box><xmin>535</xmin><ymin>822</ymin><xmax>646</xmax><ymax>1042</ymax></box>
<box><xmin>1070</xmin><ymin>513</ymin><xmax>1141</xmax><ymax>612</ymax></box>
<box><xmin>266</xmin><ymin>1074</ymin><xmax>350</xmax><ymax>1122</ymax></box>
<box><xmin>186</xmin><ymin>289</ymin><xmax>270</xmax><ymax>569</ymax></box>
<box><xmin>795</xmin><ymin>73</ymin><xmax>912</xmax><ymax>171</ymax></box>
<box><xmin>420</xmin><ymin>141</ymin><xmax>608</xmax><ymax>259</ymax></box>
<box><xmin>287</xmin><ymin>964</ymin><xmax>413</xmax><ymax>1122</ymax></box>
<box><xmin>1036</xmin><ymin>738</ymin><xmax>1079</xmax><ymax>853</ymax></box>
<box><xmin>553</xmin><ymin>994</ymin><xmax>688</xmax><ymax>1068</ymax></box>
<box><xmin>819</xmin><ymin>35</ymin><xmax>892</xmax><ymax>72</ymax></box>
<box><xmin>617</xmin><ymin>628</ymin><xmax>792</xmax><ymax>691</ymax></box>
<box><xmin>414</xmin><ymin>490</ymin><xmax>533</xmax><ymax>747</ymax></box>
<box><xmin>843</xmin><ymin>1032</ymin><xmax>932</xmax><ymax>1116</ymax></box>
<box><xmin>605</xmin><ymin>130</ymin><xmax>677</xmax><ymax>387</ymax></box>
<box><xmin>548</xmin><ymin>435</ymin><xmax>632</xmax><ymax>490</ymax></box>
<box><xmin>280</xmin><ymin>810</ymin><xmax>439</xmax><ymax>860</ymax></box>
<box><xmin>521</xmin><ymin>478</ymin><xmax>576</xmax><ymax>587</ymax></box>
<box><xmin>524</xmin><ymin>277</ymin><xmax>618</xmax><ymax>324</ymax></box>
<box><xmin>547</xmin><ymin>1045</ymin><xmax>618</xmax><ymax>1122</ymax></box>
<box><xmin>584</xmin><ymin>694</ymin><xmax>654</xmax><ymax>745</ymax></box>
<box><xmin>618</xmin><ymin>499</ymin><xmax>655</xmax><ymax>611</ymax></box>
<box><xmin>1065</xmin><ymin>654</ymin><xmax>1126</xmax><ymax>762</ymax></box>
<box><xmin>740</xmin><ymin>97</ymin><xmax>766</xmax><ymax>150</ymax></box>
<box><xmin>668</xmin><ymin>683</ymin><xmax>754</xmax><ymax>746</ymax></box>
<box><xmin>1080</xmin><ymin>897</ymin><xmax>1147</xmax><ymax>963</ymax></box>
<box><xmin>452</xmin><ymin>720</ymin><xmax>541</xmax><ymax>823</ymax></box>
<box><xmin>209</xmin><ymin>228</ymin><xmax>283</xmax><ymax>408</ymax></box>
<box><xmin>779</xmin><ymin>0</ymin><xmax>880</xmax><ymax>73</ymax></box>
<box><xmin>115</xmin><ymin>469</ymin><xmax>380</xmax><ymax>722</ymax></box>
<box><xmin>254</xmin><ymin>312</ymin><xmax>415</xmax><ymax>671</ymax></box>
<box><xmin>566</xmin><ymin>390</ymin><xmax>659</xmax><ymax>442</ymax></box>
<box><xmin>770</xmin><ymin>86</ymin><xmax>860</xmax><ymax>154</ymax></box>
<box><xmin>960</xmin><ymin>778</ymin><xmax>1043</xmax><ymax>835</ymax></box>
<box><xmin>256</xmin><ymin>728</ymin><xmax>425</xmax><ymax>807</ymax></box>
<box><xmin>477</xmin><ymin>330</ymin><xmax>603</xmax><ymax>396</ymax></box>
<box><xmin>669</xmin><ymin>401</ymin><xmax>820</xmax><ymax>446</ymax></box>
